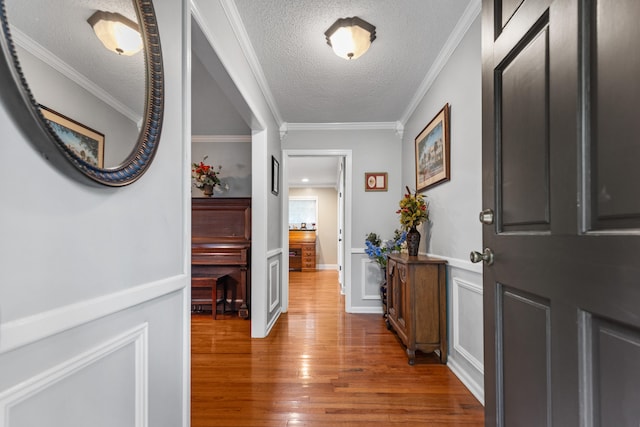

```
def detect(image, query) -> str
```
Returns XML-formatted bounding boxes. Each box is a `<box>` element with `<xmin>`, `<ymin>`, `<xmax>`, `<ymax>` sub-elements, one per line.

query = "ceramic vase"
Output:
<box><xmin>203</xmin><ymin>184</ymin><xmax>214</xmax><ymax>196</ymax></box>
<box><xmin>406</xmin><ymin>226</ymin><xmax>421</xmax><ymax>256</ymax></box>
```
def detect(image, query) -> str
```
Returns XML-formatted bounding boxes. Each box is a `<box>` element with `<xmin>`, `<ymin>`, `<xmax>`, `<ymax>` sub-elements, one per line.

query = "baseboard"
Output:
<box><xmin>316</xmin><ymin>264</ymin><xmax>338</xmax><ymax>270</ymax></box>
<box><xmin>447</xmin><ymin>355</ymin><xmax>485</xmax><ymax>405</ymax></box>
<box><xmin>345</xmin><ymin>306</ymin><xmax>384</xmax><ymax>315</ymax></box>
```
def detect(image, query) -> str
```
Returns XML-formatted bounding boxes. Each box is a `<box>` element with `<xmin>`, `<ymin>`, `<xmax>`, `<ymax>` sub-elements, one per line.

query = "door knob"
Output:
<box><xmin>479</xmin><ymin>209</ymin><xmax>494</xmax><ymax>225</ymax></box>
<box><xmin>470</xmin><ymin>248</ymin><xmax>494</xmax><ymax>265</ymax></box>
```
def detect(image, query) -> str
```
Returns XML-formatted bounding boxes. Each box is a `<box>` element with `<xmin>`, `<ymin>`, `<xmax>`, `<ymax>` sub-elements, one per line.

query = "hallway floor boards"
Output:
<box><xmin>191</xmin><ymin>270</ymin><xmax>484</xmax><ymax>426</ymax></box>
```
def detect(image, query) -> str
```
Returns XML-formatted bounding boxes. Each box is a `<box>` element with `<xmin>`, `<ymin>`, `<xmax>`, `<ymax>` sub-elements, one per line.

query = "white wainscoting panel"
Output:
<box><xmin>435</xmin><ymin>258</ymin><xmax>485</xmax><ymax>405</ymax></box>
<box><xmin>0</xmin><ymin>323</ymin><xmax>149</xmax><ymax>427</ymax></box>
<box><xmin>452</xmin><ymin>277</ymin><xmax>484</xmax><ymax>372</ymax></box>
<box><xmin>269</xmin><ymin>259</ymin><xmax>281</xmax><ymax>312</ymax></box>
<box><xmin>360</xmin><ymin>259</ymin><xmax>383</xmax><ymax>301</ymax></box>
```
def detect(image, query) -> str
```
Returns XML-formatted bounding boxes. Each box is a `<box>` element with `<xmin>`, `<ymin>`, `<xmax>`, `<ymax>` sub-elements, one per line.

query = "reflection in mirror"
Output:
<box><xmin>0</xmin><ymin>0</ymin><xmax>163</xmax><ymax>186</ymax></box>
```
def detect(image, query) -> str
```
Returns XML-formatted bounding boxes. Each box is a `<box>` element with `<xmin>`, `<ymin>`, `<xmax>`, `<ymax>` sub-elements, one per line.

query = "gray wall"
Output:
<box><xmin>16</xmin><ymin>46</ymin><xmax>140</xmax><ymax>168</ymax></box>
<box><xmin>191</xmin><ymin>139</ymin><xmax>251</xmax><ymax>197</ymax></box>
<box><xmin>402</xmin><ymin>15</ymin><xmax>484</xmax><ymax>403</ymax></box>
<box><xmin>0</xmin><ymin>0</ymin><xmax>188</xmax><ymax>425</ymax></box>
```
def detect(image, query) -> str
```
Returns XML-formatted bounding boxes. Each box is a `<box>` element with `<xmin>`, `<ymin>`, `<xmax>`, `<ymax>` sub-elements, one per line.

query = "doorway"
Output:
<box><xmin>281</xmin><ymin>150</ymin><xmax>352</xmax><ymax>313</ymax></box>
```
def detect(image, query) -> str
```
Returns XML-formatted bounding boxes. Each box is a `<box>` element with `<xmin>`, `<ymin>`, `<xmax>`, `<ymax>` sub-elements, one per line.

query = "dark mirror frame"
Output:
<box><xmin>0</xmin><ymin>0</ymin><xmax>164</xmax><ymax>187</ymax></box>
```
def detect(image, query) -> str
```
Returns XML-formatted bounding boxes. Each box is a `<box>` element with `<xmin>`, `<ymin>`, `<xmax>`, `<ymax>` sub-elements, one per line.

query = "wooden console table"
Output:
<box><xmin>289</xmin><ymin>230</ymin><xmax>316</xmax><ymax>271</ymax></box>
<box><xmin>386</xmin><ymin>254</ymin><xmax>447</xmax><ymax>365</ymax></box>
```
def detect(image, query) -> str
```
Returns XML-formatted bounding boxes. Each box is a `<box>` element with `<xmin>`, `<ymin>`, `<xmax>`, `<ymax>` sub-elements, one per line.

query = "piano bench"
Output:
<box><xmin>191</xmin><ymin>275</ymin><xmax>229</xmax><ymax>319</ymax></box>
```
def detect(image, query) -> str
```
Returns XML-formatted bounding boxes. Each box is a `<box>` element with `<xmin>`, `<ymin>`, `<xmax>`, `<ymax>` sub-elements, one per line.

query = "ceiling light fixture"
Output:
<box><xmin>324</xmin><ymin>16</ymin><xmax>376</xmax><ymax>60</ymax></box>
<box><xmin>87</xmin><ymin>11</ymin><xmax>143</xmax><ymax>56</ymax></box>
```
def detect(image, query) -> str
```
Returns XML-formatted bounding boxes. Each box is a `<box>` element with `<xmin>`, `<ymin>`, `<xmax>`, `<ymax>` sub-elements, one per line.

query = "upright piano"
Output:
<box><xmin>191</xmin><ymin>197</ymin><xmax>251</xmax><ymax>318</ymax></box>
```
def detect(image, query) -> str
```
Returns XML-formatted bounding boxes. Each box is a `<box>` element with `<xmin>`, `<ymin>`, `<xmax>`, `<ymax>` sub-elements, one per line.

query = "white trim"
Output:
<box><xmin>0</xmin><ymin>274</ymin><xmax>187</xmax><ymax>354</ymax></box>
<box><xmin>190</xmin><ymin>2</ymin><xmax>269</xmax><ymax>131</ymax></box>
<box><xmin>219</xmin><ymin>0</ymin><xmax>283</xmax><ymax>126</ymax></box>
<box><xmin>447</xmin><ymin>355</ymin><xmax>485</xmax><ymax>405</ymax></box>
<box><xmin>250</xmin><ymin>130</ymin><xmax>270</xmax><ymax>338</ymax></box>
<box><xmin>267</xmin><ymin>248</ymin><xmax>282</xmax><ymax>258</ymax></box>
<box><xmin>348</xmin><ymin>306</ymin><xmax>383</xmax><ymax>314</ymax></box>
<box><xmin>192</xmin><ymin>134</ymin><xmax>251</xmax><ymax>143</ymax></box>
<box><xmin>284</xmin><ymin>121</ymin><xmax>402</xmax><ymax>132</ymax></box>
<box><xmin>182</xmin><ymin>4</ymin><xmax>193</xmax><ymax>427</ymax></box>
<box><xmin>353</xmin><ymin>250</ymin><xmax>481</xmax><ymax>274</ymax></box>
<box><xmin>265</xmin><ymin>307</ymin><xmax>282</xmax><ymax>336</ymax></box>
<box><xmin>399</xmin><ymin>0</ymin><xmax>481</xmax><ymax>125</ymax></box>
<box><xmin>268</xmin><ymin>259</ymin><xmax>281</xmax><ymax>312</ymax></box>
<box><xmin>0</xmin><ymin>323</ymin><xmax>149</xmax><ymax>427</ymax></box>
<box><xmin>452</xmin><ymin>277</ymin><xmax>484</xmax><ymax>374</ymax></box>
<box><xmin>427</xmin><ymin>253</ymin><xmax>483</xmax><ymax>274</ymax></box>
<box><xmin>316</xmin><ymin>264</ymin><xmax>338</xmax><ymax>271</ymax></box>
<box><xmin>11</xmin><ymin>26</ymin><xmax>142</xmax><ymax>124</ymax></box>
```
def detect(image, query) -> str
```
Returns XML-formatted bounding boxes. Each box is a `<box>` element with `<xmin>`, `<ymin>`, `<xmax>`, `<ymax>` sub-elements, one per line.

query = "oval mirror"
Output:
<box><xmin>0</xmin><ymin>0</ymin><xmax>163</xmax><ymax>186</ymax></box>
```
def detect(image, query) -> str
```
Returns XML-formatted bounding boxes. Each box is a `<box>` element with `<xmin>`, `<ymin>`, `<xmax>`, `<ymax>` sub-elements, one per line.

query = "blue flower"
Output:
<box><xmin>364</xmin><ymin>230</ymin><xmax>406</xmax><ymax>268</ymax></box>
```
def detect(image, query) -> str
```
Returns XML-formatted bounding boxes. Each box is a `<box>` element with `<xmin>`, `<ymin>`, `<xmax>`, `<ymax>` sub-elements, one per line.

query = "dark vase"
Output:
<box><xmin>379</xmin><ymin>266</ymin><xmax>388</xmax><ymax>320</ymax></box>
<box><xmin>406</xmin><ymin>226</ymin><xmax>421</xmax><ymax>256</ymax></box>
<box><xmin>203</xmin><ymin>184</ymin><xmax>214</xmax><ymax>196</ymax></box>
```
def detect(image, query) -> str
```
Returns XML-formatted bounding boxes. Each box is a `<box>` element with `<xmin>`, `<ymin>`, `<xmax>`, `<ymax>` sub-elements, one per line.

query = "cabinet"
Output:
<box><xmin>289</xmin><ymin>230</ymin><xmax>316</xmax><ymax>271</ymax></box>
<box><xmin>386</xmin><ymin>254</ymin><xmax>447</xmax><ymax>365</ymax></box>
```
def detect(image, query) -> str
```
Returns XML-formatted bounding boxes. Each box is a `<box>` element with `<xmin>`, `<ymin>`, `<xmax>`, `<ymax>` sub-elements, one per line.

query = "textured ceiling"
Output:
<box><xmin>232</xmin><ymin>0</ymin><xmax>474</xmax><ymax>124</ymax></box>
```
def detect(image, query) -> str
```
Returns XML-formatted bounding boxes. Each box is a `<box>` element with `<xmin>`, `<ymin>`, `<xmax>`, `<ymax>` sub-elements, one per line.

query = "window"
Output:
<box><xmin>289</xmin><ymin>197</ymin><xmax>317</xmax><ymax>229</ymax></box>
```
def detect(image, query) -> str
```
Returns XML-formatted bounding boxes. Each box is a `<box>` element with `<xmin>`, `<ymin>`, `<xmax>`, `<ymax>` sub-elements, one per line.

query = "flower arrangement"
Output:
<box><xmin>397</xmin><ymin>186</ymin><xmax>429</xmax><ymax>230</ymax></box>
<box><xmin>191</xmin><ymin>156</ymin><xmax>222</xmax><ymax>189</ymax></box>
<box><xmin>364</xmin><ymin>229</ymin><xmax>407</xmax><ymax>268</ymax></box>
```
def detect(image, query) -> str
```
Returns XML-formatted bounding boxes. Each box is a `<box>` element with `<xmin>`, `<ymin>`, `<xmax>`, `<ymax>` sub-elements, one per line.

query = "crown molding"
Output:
<box><xmin>281</xmin><ymin>121</ymin><xmax>403</xmax><ymax>140</ymax></box>
<box><xmin>219</xmin><ymin>0</ymin><xmax>284</xmax><ymax>126</ymax></box>
<box><xmin>399</xmin><ymin>0</ymin><xmax>481</xmax><ymax>126</ymax></box>
<box><xmin>192</xmin><ymin>134</ymin><xmax>252</xmax><ymax>143</ymax></box>
<box><xmin>10</xmin><ymin>25</ymin><xmax>142</xmax><ymax>124</ymax></box>
<box><xmin>284</xmin><ymin>121</ymin><xmax>403</xmax><ymax>132</ymax></box>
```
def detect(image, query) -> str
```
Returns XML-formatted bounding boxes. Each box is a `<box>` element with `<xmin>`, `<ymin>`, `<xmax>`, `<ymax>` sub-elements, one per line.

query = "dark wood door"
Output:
<box><xmin>482</xmin><ymin>0</ymin><xmax>640</xmax><ymax>425</ymax></box>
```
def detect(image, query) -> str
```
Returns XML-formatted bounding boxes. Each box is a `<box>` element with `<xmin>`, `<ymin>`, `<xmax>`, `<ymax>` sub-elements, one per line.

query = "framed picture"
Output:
<box><xmin>271</xmin><ymin>156</ymin><xmax>280</xmax><ymax>195</ymax></box>
<box><xmin>39</xmin><ymin>105</ymin><xmax>105</xmax><ymax>168</ymax></box>
<box><xmin>415</xmin><ymin>103</ymin><xmax>450</xmax><ymax>192</ymax></box>
<box><xmin>365</xmin><ymin>172</ymin><xmax>388</xmax><ymax>191</ymax></box>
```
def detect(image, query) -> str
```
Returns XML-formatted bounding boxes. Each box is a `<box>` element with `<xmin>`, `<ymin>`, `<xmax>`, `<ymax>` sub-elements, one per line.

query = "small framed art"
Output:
<box><xmin>365</xmin><ymin>172</ymin><xmax>388</xmax><ymax>192</ymax></box>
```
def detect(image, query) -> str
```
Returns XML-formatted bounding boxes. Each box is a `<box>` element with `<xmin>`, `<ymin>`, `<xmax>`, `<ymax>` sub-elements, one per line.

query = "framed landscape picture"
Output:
<box><xmin>415</xmin><ymin>103</ymin><xmax>450</xmax><ymax>192</ymax></box>
<box><xmin>39</xmin><ymin>105</ymin><xmax>104</xmax><ymax>168</ymax></box>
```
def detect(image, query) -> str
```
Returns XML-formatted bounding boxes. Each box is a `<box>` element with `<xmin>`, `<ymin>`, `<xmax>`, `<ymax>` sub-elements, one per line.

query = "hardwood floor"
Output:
<box><xmin>191</xmin><ymin>270</ymin><xmax>484</xmax><ymax>426</ymax></box>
